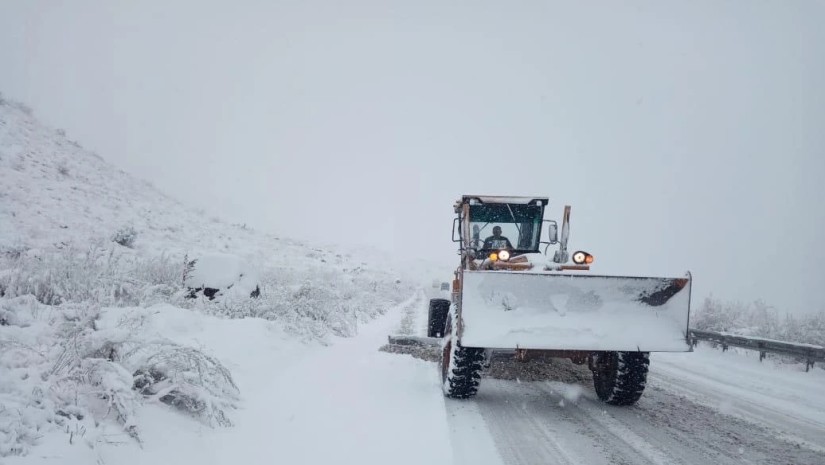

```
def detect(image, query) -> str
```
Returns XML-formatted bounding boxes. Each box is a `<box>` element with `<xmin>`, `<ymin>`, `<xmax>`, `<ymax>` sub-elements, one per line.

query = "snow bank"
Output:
<box><xmin>184</xmin><ymin>252</ymin><xmax>260</xmax><ymax>300</ymax></box>
<box><xmin>185</xmin><ymin>253</ymin><xmax>256</xmax><ymax>290</ymax></box>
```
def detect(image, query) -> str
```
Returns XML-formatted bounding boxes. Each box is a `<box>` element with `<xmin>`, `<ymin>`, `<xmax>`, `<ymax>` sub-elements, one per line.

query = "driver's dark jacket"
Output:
<box><xmin>483</xmin><ymin>235</ymin><xmax>513</xmax><ymax>250</ymax></box>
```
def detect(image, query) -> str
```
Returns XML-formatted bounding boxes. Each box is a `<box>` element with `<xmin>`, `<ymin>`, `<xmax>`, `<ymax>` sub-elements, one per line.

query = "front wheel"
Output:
<box><xmin>441</xmin><ymin>312</ymin><xmax>485</xmax><ymax>399</ymax></box>
<box><xmin>591</xmin><ymin>351</ymin><xmax>650</xmax><ymax>406</ymax></box>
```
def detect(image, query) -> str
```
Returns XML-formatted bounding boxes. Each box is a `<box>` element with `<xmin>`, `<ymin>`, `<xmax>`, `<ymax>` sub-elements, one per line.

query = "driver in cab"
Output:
<box><xmin>483</xmin><ymin>226</ymin><xmax>513</xmax><ymax>251</ymax></box>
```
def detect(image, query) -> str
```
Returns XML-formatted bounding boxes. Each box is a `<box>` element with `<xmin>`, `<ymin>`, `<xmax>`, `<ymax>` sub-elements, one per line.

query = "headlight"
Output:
<box><xmin>489</xmin><ymin>252</ymin><xmax>499</xmax><ymax>262</ymax></box>
<box><xmin>498</xmin><ymin>250</ymin><xmax>510</xmax><ymax>261</ymax></box>
<box><xmin>572</xmin><ymin>251</ymin><xmax>594</xmax><ymax>265</ymax></box>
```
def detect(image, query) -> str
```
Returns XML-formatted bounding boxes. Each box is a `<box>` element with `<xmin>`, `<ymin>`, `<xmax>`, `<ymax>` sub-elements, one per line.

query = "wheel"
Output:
<box><xmin>427</xmin><ymin>298</ymin><xmax>451</xmax><ymax>337</ymax></box>
<box><xmin>441</xmin><ymin>312</ymin><xmax>485</xmax><ymax>398</ymax></box>
<box><xmin>591</xmin><ymin>351</ymin><xmax>650</xmax><ymax>406</ymax></box>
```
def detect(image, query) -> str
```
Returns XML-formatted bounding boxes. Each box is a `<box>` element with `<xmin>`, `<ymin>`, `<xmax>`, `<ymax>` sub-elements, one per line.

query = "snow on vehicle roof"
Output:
<box><xmin>460</xmin><ymin>195</ymin><xmax>549</xmax><ymax>205</ymax></box>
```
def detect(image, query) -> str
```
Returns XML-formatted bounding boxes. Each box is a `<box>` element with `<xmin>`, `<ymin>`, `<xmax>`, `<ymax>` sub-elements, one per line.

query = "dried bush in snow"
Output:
<box><xmin>0</xmin><ymin>246</ymin><xmax>182</xmax><ymax>307</ymax></box>
<box><xmin>112</xmin><ymin>225</ymin><xmax>137</xmax><ymax>248</ymax></box>
<box><xmin>57</xmin><ymin>162</ymin><xmax>69</xmax><ymax>176</ymax></box>
<box><xmin>129</xmin><ymin>345</ymin><xmax>238</xmax><ymax>427</ymax></box>
<box><xmin>189</xmin><ymin>263</ymin><xmax>415</xmax><ymax>341</ymax></box>
<box><xmin>52</xmin><ymin>359</ymin><xmax>142</xmax><ymax>442</ymax></box>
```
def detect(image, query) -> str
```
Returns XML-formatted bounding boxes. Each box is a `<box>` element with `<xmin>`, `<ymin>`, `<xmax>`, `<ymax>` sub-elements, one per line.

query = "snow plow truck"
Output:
<box><xmin>394</xmin><ymin>195</ymin><xmax>692</xmax><ymax>406</ymax></box>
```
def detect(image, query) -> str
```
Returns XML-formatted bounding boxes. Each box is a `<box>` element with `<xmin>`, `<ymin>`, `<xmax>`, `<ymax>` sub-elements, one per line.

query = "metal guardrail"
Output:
<box><xmin>388</xmin><ymin>332</ymin><xmax>825</xmax><ymax>372</ymax></box>
<box><xmin>689</xmin><ymin>329</ymin><xmax>825</xmax><ymax>372</ymax></box>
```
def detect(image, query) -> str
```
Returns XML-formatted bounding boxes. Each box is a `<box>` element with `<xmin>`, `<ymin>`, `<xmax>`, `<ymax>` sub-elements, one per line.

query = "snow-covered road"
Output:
<box><xmin>447</xmin><ymin>373</ymin><xmax>825</xmax><ymax>465</ymax></box>
<box><xmin>406</xmin><ymin>295</ymin><xmax>825</xmax><ymax>465</ymax></box>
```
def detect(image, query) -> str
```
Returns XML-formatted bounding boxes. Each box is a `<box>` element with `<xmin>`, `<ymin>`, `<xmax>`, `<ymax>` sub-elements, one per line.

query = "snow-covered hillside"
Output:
<box><xmin>0</xmin><ymin>96</ymin><xmax>428</xmax><ymax>458</ymax></box>
<box><xmin>0</xmin><ymin>94</ymin><xmax>422</xmax><ymax>321</ymax></box>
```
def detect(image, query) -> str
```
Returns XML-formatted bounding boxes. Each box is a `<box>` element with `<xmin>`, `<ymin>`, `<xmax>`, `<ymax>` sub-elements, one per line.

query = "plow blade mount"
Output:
<box><xmin>460</xmin><ymin>271</ymin><xmax>692</xmax><ymax>352</ymax></box>
<box><xmin>387</xmin><ymin>335</ymin><xmax>442</xmax><ymax>347</ymax></box>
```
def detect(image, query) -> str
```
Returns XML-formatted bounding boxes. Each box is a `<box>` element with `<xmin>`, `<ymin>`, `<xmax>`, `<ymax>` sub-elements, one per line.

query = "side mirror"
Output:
<box><xmin>452</xmin><ymin>218</ymin><xmax>461</xmax><ymax>243</ymax></box>
<box><xmin>545</xmin><ymin>220</ymin><xmax>558</xmax><ymax>244</ymax></box>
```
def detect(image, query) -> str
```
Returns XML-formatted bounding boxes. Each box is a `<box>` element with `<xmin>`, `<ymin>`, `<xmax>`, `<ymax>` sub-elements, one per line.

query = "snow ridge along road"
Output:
<box><xmin>224</xmin><ymin>292</ymin><xmax>456</xmax><ymax>465</ymax></box>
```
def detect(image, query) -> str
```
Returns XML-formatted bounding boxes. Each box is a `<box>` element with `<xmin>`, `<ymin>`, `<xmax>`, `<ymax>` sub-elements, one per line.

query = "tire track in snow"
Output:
<box><xmin>565</xmin><ymin>386</ymin><xmax>755</xmax><ymax>465</ymax></box>
<box><xmin>467</xmin><ymin>379</ymin><xmax>661</xmax><ymax>465</ymax></box>
<box><xmin>445</xmin><ymin>362</ymin><xmax>825</xmax><ymax>465</ymax></box>
<box><xmin>543</xmin><ymin>379</ymin><xmax>825</xmax><ymax>465</ymax></box>
<box><xmin>649</xmin><ymin>369</ymin><xmax>825</xmax><ymax>453</ymax></box>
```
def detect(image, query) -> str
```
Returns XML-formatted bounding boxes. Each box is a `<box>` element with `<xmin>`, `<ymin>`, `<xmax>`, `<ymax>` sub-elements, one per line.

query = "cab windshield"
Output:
<box><xmin>468</xmin><ymin>204</ymin><xmax>543</xmax><ymax>253</ymax></box>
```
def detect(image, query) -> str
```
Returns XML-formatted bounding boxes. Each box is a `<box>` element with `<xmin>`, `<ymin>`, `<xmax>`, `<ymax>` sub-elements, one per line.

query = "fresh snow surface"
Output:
<box><xmin>8</xmin><ymin>295</ymin><xmax>823</xmax><ymax>465</ymax></box>
<box><xmin>2</xmin><ymin>295</ymin><xmax>457</xmax><ymax>465</ymax></box>
<box><xmin>184</xmin><ymin>252</ymin><xmax>260</xmax><ymax>300</ymax></box>
<box><xmin>184</xmin><ymin>253</ymin><xmax>257</xmax><ymax>290</ymax></box>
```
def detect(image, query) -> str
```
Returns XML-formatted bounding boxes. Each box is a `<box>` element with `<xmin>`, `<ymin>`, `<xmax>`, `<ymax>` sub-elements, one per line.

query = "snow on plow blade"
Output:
<box><xmin>460</xmin><ymin>271</ymin><xmax>692</xmax><ymax>352</ymax></box>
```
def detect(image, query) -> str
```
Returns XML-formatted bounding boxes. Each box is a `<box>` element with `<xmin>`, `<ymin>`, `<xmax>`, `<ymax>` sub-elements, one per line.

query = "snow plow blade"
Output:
<box><xmin>460</xmin><ymin>271</ymin><xmax>692</xmax><ymax>352</ymax></box>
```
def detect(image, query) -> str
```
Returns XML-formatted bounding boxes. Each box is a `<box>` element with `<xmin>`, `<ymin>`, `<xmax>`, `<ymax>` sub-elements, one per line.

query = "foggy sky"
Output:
<box><xmin>1</xmin><ymin>0</ymin><xmax>824</xmax><ymax>314</ymax></box>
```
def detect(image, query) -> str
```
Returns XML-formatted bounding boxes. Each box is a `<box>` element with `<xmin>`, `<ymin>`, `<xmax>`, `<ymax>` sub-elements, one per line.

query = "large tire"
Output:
<box><xmin>441</xmin><ymin>312</ymin><xmax>485</xmax><ymax>398</ymax></box>
<box><xmin>591</xmin><ymin>351</ymin><xmax>650</xmax><ymax>406</ymax></box>
<box><xmin>427</xmin><ymin>298</ymin><xmax>451</xmax><ymax>337</ymax></box>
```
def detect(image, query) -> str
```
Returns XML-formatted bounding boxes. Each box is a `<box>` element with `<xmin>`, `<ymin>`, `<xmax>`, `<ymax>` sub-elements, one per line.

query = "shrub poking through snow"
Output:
<box><xmin>112</xmin><ymin>225</ymin><xmax>137</xmax><ymax>248</ymax></box>
<box><xmin>0</xmin><ymin>245</ymin><xmax>182</xmax><ymax>307</ymax></box>
<box><xmin>130</xmin><ymin>345</ymin><xmax>238</xmax><ymax>427</ymax></box>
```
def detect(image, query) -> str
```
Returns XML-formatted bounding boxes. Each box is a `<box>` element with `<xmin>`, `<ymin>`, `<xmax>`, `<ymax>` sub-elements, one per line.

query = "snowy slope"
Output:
<box><xmin>0</xmin><ymin>95</ymin><xmax>426</xmax><ymax>329</ymax></box>
<box><xmin>0</xmin><ymin>97</ymin><xmax>434</xmax><ymax>459</ymax></box>
<box><xmin>0</xmin><ymin>97</ymin><xmax>410</xmax><ymax>273</ymax></box>
<box><xmin>0</xmin><ymin>98</ymin><xmax>220</xmax><ymax>254</ymax></box>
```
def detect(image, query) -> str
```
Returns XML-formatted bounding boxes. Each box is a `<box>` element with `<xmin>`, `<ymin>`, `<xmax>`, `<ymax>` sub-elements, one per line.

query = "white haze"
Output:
<box><xmin>1</xmin><ymin>0</ymin><xmax>823</xmax><ymax>314</ymax></box>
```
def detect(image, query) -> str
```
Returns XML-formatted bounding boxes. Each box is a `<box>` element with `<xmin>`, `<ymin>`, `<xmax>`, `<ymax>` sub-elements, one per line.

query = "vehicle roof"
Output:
<box><xmin>458</xmin><ymin>195</ymin><xmax>549</xmax><ymax>205</ymax></box>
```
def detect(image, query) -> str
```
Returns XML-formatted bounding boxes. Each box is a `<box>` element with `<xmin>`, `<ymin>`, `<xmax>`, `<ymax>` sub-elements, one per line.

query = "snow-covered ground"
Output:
<box><xmin>2</xmin><ymin>294</ymin><xmax>456</xmax><ymax>465</ymax></box>
<box><xmin>2</xmin><ymin>98</ymin><xmax>823</xmax><ymax>464</ymax></box>
<box><xmin>8</xmin><ymin>293</ymin><xmax>822</xmax><ymax>464</ymax></box>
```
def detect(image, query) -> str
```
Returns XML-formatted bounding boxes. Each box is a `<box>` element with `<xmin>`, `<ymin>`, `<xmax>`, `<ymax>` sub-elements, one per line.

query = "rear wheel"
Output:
<box><xmin>591</xmin><ymin>351</ymin><xmax>649</xmax><ymax>406</ymax></box>
<box><xmin>441</xmin><ymin>313</ymin><xmax>485</xmax><ymax>398</ymax></box>
<box><xmin>427</xmin><ymin>298</ymin><xmax>451</xmax><ymax>337</ymax></box>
